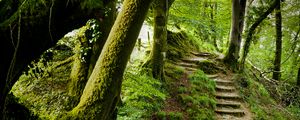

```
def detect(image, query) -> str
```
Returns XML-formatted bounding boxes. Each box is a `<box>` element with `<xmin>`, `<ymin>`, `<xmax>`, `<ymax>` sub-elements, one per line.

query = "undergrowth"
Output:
<box><xmin>164</xmin><ymin>61</ymin><xmax>216</xmax><ymax>120</ymax></box>
<box><xmin>235</xmin><ymin>70</ymin><xmax>299</xmax><ymax>120</ymax></box>
<box><xmin>182</xmin><ymin>70</ymin><xmax>216</xmax><ymax>120</ymax></box>
<box><xmin>117</xmin><ymin>68</ymin><xmax>167</xmax><ymax>120</ymax></box>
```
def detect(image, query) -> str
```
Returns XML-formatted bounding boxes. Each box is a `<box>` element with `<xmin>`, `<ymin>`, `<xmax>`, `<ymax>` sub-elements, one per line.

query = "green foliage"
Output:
<box><xmin>168</xmin><ymin>0</ymin><xmax>231</xmax><ymax>52</ymax></box>
<box><xmin>176</xmin><ymin>70</ymin><xmax>216</xmax><ymax>120</ymax></box>
<box><xmin>10</xmin><ymin>20</ymin><xmax>103</xmax><ymax>119</ymax></box>
<box><xmin>235</xmin><ymin>72</ymin><xmax>298</xmax><ymax>120</ymax></box>
<box><xmin>117</xmin><ymin>71</ymin><xmax>167</xmax><ymax>119</ymax></box>
<box><xmin>80</xmin><ymin>0</ymin><xmax>103</xmax><ymax>10</ymax></box>
<box><xmin>156</xmin><ymin>111</ymin><xmax>183</xmax><ymax>120</ymax></box>
<box><xmin>246</xmin><ymin>0</ymin><xmax>300</xmax><ymax>83</ymax></box>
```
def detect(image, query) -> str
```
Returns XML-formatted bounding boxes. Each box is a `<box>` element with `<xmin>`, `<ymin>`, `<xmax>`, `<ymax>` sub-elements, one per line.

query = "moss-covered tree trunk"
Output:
<box><xmin>68</xmin><ymin>27</ymin><xmax>90</xmax><ymax>103</ymax></box>
<box><xmin>64</xmin><ymin>0</ymin><xmax>153</xmax><ymax>119</ymax></box>
<box><xmin>0</xmin><ymin>0</ymin><xmax>105</xmax><ymax>118</ymax></box>
<box><xmin>240</xmin><ymin>1</ymin><xmax>278</xmax><ymax>70</ymax></box>
<box><xmin>223</xmin><ymin>0</ymin><xmax>246</xmax><ymax>71</ymax></box>
<box><xmin>68</xmin><ymin>1</ymin><xmax>117</xmax><ymax>105</ymax></box>
<box><xmin>150</xmin><ymin>0</ymin><xmax>168</xmax><ymax>80</ymax></box>
<box><xmin>87</xmin><ymin>0</ymin><xmax>117</xmax><ymax>78</ymax></box>
<box><xmin>272</xmin><ymin>0</ymin><xmax>282</xmax><ymax>81</ymax></box>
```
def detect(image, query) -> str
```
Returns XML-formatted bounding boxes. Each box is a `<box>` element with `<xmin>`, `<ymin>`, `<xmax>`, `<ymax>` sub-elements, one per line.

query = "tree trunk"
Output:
<box><xmin>63</xmin><ymin>0</ymin><xmax>153</xmax><ymax>119</ymax></box>
<box><xmin>87</xmin><ymin>0</ymin><xmax>117</xmax><ymax>78</ymax></box>
<box><xmin>210</xmin><ymin>2</ymin><xmax>219</xmax><ymax>51</ymax></box>
<box><xmin>151</xmin><ymin>0</ymin><xmax>168</xmax><ymax>80</ymax></box>
<box><xmin>272</xmin><ymin>0</ymin><xmax>282</xmax><ymax>81</ymax></box>
<box><xmin>68</xmin><ymin>27</ymin><xmax>90</xmax><ymax>103</ymax></box>
<box><xmin>240</xmin><ymin>1</ymin><xmax>278</xmax><ymax>70</ymax></box>
<box><xmin>0</xmin><ymin>0</ymin><xmax>101</xmax><ymax>118</ymax></box>
<box><xmin>223</xmin><ymin>0</ymin><xmax>246</xmax><ymax>71</ymax></box>
<box><xmin>297</xmin><ymin>67</ymin><xmax>300</xmax><ymax>87</ymax></box>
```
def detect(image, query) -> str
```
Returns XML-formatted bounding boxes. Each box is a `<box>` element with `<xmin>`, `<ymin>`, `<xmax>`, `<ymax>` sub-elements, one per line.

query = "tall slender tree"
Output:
<box><xmin>64</xmin><ymin>0</ymin><xmax>154</xmax><ymax>119</ymax></box>
<box><xmin>151</xmin><ymin>0</ymin><xmax>169</xmax><ymax>80</ymax></box>
<box><xmin>223</xmin><ymin>0</ymin><xmax>246</xmax><ymax>70</ymax></box>
<box><xmin>297</xmin><ymin>67</ymin><xmax>300</xmax><ymax>87</ymax></box>
<box><xmin>240</xmin><ymin>0</ymin><xmax>278</xmax><ymax>70</ymax></box>
<box><xmin>272</xmin><ymin>0</ymin><xmax>282</xmax><ymax>81</ymax></box>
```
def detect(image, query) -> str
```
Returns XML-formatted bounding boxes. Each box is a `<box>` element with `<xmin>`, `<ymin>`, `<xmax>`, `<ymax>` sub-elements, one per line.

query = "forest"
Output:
<box><xmin>0</xmin><ymin>0</ymin><xmax>299</xmax><ymax>119</ymax></box>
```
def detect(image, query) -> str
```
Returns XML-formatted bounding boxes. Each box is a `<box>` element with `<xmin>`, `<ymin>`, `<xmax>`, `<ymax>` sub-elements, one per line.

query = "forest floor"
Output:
<box><xmin>161</xmin><ymin>52</ymin><xmax>253</xmax><ymax>120</ymax></box>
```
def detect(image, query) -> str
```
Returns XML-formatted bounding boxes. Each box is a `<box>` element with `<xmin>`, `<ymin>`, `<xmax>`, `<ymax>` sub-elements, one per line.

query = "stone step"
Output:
<box><xmin>215</xmin><ymin>107</ymin><xmax>245</xmax><ymax>117</ymax></box>
<box><xmin>214</xmin><ymin>79</ymin><xmax>235</xmax><ymax>86</ymax></box>
<box><xmin>185</xmin><ymin>67</ymin><xmax>198</xmax><ymax>72</ymax></box>
<box><xmin>180</xmin><ymin>59</ymin><xmax>199</xmax><ymax>64</ymax></box>
<box><xmin>215</xmin><ymin>92</ymin><xmax>241</xmax><ymax>100</ymax></box>
<box><xmin>216</xmin><ymin>100</ymin><xmax>242</xmax><ymax>108</ymax></box>
<box><xmin>216</xmin><ymin>85</ymin><xmax>236</xmax><ymax>92</ymax></box>
<box><xmin>206</xmin><ymin>74</ymin><xmax>219</xmax><ymax>79</ymax></box>
<box><xmin>176</xmin><ymin>62</ymin><xmax>199</xmax><ymax>68</ymax></box>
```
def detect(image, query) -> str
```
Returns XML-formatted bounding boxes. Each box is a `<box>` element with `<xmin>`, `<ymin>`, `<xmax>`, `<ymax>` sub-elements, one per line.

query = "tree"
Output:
<box><xmin>297</xmin><ymin>67</ymin><xmax>300</xmax><ymax>87</ymax></box>
<box><xmin>272</xmin><ymin>0</ymin><xmax>282</xmax><ymax>81</ymax></box>
<box><xmin>63</xmin><ymin>0</ymin><xmax>154</xmax><ymax>119</ymax></box>
<box><xmin>223</xmin><ymin>0</ymin><xmax>246</xmax><ymax>70</ymax></box>
<box><xmin>0</xmin><ymin>0</ymin><xmax>102</xmax><ymax>118</ymax></box>
<box><xmin>68</xmin><ymin>1</ymin><xmax>117</xmax><ymax>103</ymax></box>
<box><xmin>210</xmin><ymin>2</ymin><xmax>219</xmax><ymax>50</ymax></box>
<box><xmin>87</xmin><ymin>0</ymin><xmax>117</xmax><ymax>78</ymax></box>
<box><xmin>150</xmin><ymin>0</ymin><xmax>170</xmax><ymax>80</ymax></box>
<box><xmin>240</xmin><ymin>0</ymin><xmax>278</xmax><ymax>70</ymax></box>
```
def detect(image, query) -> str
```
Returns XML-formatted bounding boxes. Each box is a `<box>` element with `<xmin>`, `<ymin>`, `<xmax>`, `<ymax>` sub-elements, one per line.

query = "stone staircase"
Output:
<box><xmin>208</xmin><ymin>74</ymin><xmax>251</xmax><ymax>120</ymax></box>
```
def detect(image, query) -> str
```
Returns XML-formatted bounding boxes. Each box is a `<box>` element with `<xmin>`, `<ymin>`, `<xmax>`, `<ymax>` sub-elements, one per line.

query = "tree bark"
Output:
<box><xmin>210</xmin><ymin>2</ymin><xmax>219</xmax><ymax>51</ymax></box>
<box><xmin>272</xmin><ymin>0</ymin><xmax>282</xmax><ymax>81</ymax></box>
<box><xmin>151</xmin><ymin>0</ymin><xmax>168</xmax><ymax>80</ymax></box>
<box><xmin>0</xmin><ymin>0</ymin><xmax>103</xmax><ymax>118</ymax></box>
<box><xmin>223</xmin><ymin>0</ymin><xmax>246</xmax><ymax>71</ymax></box>
<box><xmin>240</xmin><ymin>1</ymin><xmax>278</xmax><ymax>70</ymax></box>
<box><xmin>87</xmin><ymin>0</ymin><xmax>117</xmax><ymax>78</ymax></box>
<box><xmin>297</xmin><ymin>67</ymin><xmax>300</xmax><ymax>87</ymax></box>
<box><xmin>63</xmin><ymin>0</ymin><xmax>153</xmax><ymax>119</ymax></box>
<box><xmin>68</xmin><ymin>27</ymin><xmax>90</xmax><ymax>103</ymax></box>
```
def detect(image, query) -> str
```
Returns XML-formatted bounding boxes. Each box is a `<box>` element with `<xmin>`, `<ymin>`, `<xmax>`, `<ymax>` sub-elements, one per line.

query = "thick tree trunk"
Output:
<box><xmin>272</xmin><ymin>0</ymin><xmax>282</xmax><ymax>81</ymax></box>
<box><xmin>223</xmin><ymin>0</ymin><xmax>246</xmax><ymax>71</ymax></box>
<box><xmin>0</xmin><ymin>0</ymin><xmax>103</xmax><ymax>118</ymax></box>
<box><xmin>151</xmin><ymin>0</ymin><xmax>168</xmax><ymax>80</ymax></box>
<box><xmin>63</xmin><ymin>0</ymin><xmax>153</xmax><ymax>119</ymax></box>
<box><xmin>240</xmin><ymin>1</ymin><xmax>278</xmax><ymax>70</ymax></box>
<box><xmin>87</xmin><ymin>0</ymin><xmax>117</xmax><ymax>78</ymax></box>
